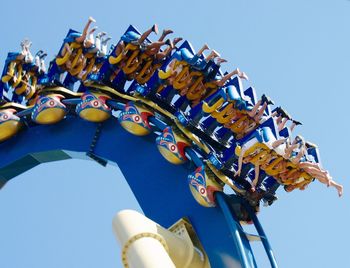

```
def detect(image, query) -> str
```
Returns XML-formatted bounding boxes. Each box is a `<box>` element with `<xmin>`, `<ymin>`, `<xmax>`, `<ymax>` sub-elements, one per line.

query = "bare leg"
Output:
<box><xmin>291</xmin><ymin>147</ymin><xmax>306</xmax><ymax>164</ymax></box>
<box><xmin>283</xmin><ymin>143</ymin><xmax>298</xmax><ymax>159</ymax></box>
<box><xmin>158</xmin><ymin>29</ymin><xmax>173</xmax><ymax>41</ymax></box>
<box><xmin>75</xmin><ymin>17</ymin><xmax>96</xmax><ymax>43</ymax></box>
<box><xmin>205</xmin><ymin>50</ymin><xmax>220</xmax><ymax>61</ymax></box>
<box><xmin>173</xmin><ymin>37</ymin><xmax>183</xmax><ymax>47</ymax></box>
<box><xmin>290</xmin><ymin>122</ymin><xmax>296</xmax><ymax>132</ymax></box>
<box><xmin>84</xmin><ymin>27</ymin><xmax>98</xmax><ymax>48</ymax></box>
<box><xmin>197</xmin><ymin>44</ymin><xmax>210</xmax><ymax>56</ymax></box>
<box><xmin>145</xmin><ymin>41</ymin><xmax>167</xmax><ymax>56</ymax></box>
<box><xmin>272</xmin><ymin>138</ymin><xmax>288</xmax><ymax>149</ymax></box>
<box><xmin>61</xmin><ymin>43</ymin><xmax>73</xmax><ymax>57</ymax></box>
<box><xmin>215</xmin><ymin>68</ymin><xmax>240</xmax><ymax>87</ymax></box>
<box><xmin>247</xmin><ymin>100</ymin><xmax>262</xmax><ymax>117</ymax></box>
<box><xmin>290</xmin><ymin>120</ymin><xmax>302</xmax><ymax>132</ymax></box>
<box><xmin>251</xmin><ymin>164</ymin><xmax>260</xmax><ymax>191</ymax></box>
<box><xmin>138</xmin><ymin>24</ymin><xmax>158</xmax><ymax>44</ymax></box>
<box><xmin>254</xmin><ymin>102</ymin><xmax>267</xmax><ymax>122</ymax></box>
<box><xmin>40</xmin><ymin>59</ymin><xmax>47</xmax><ymax>73</ymax></box>
<box><xmin>100</xmin><ymin>36</ymin><xmax>111</xmax><ymax>56</ymax></box>
<box><xmin>278</xmin><ymin>117</ymin><xmax>289</xmax><ymax>131</ymax></box>
<box><xmin>115</xmin><ymin>42</ymin><xmax>125</xmax><ymax>56</ymax></box>
<box><xmin>329</xmin><ymin>180</ymin><xmax>343</xmax><ymax>197</ymax></box>
<box><xmin>156</xmin><ymin>45</ymin><xmax>173</xmax><ymax>61</ymax></box>
<box><xmin>216</xmin><ymin>57</ymin><xmax>227</xmax><ymax>64</ymax></box>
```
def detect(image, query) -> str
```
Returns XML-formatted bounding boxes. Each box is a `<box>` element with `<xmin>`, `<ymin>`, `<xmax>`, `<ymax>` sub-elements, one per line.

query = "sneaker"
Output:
<box><xmin>292</xmin><ymin>119</ymin><xmax>302</xmax><ymax>125</ymax></box>
<box><xmin>261</xmin><ymin>94</ymin><xmax>274</xmax><ymax>105</ymax></box>
<box><xmin>279</xmin><ymin>108</ymin><xmax>291</xmax><ymax>119</ymax></box>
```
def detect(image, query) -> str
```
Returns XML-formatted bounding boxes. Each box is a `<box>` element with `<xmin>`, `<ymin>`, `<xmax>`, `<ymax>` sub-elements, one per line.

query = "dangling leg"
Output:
<box><xmin>155</xmin><ymin>37</ymin><xmax>181</xmax><ymax>61</ymax></box>
<box><xmin>158</xmin><ymin>29</ymin><xmax>173</xmax><ymax>41</ymax></box>
<box><xmin>84</xmin><ymin>27</ymin><xmax>98</xmax><ymax>48</ymax></box>
<box><xmin>76</xmin><ymin>17</ymin><xmax>96</xmax><ymax>43</ymax></box>
<box><xmin>278</xmin><ymin>118</ymin><xmax>288</xmax><ymax>131</ymax></box>
<box><xmin>251</xmin><ymin>164</ymin><xmax>260</xmax><ymax>191</ymax></box>
<box><xmin>197</xmin><ymin>44</ymin><xmax>210</xmax><ymax>56</ymax></box>
<box><xmin>215</xmin><ymin>68</ymin><xmax>240</xmax><ymax>87</ymax></box>
<box><xmin>138</xmin><ymin>24</ymin><xmax>158</xmax><ymax>44</ymax></box>
<box><xmin>172</xmin><ymin>37</ymin><xmax>183</xmax><ymax>47</ymax></box>
<box><xmin>291</xmin><ymin>147</ymin><xmax>306</xmax><ymax>164</ymax></box>
<box><xmin>114</xmin><ymin>42</ymin><xmax>126</xmax><ymax>57</ymax></box>
<box><xmin>272</xmin><ymin>137</ymin><xmax>288</xmax><ymax>149</ymax></box>
<box><xmin>40</xmin><ymin>59</ymin><xmax>47</xmax><ymax>73</ymax></box>
<box><xmin>61</xmin><ymin>43</ymin><xmax>73</xmax><ymax>57</ymax></box>
<box><xmin>101</xmin><ymin>36</ymin><xmax>112</xmax><ymax>56</ymax></box>
<box><xmin>254</xmin><ymin>102</ymin><xmax>268</xmax><ymax>122</ymax></box>
<box><xmin>95</xmin><ymin>32</ymin><xmax>106</xmax><ymax>51</ymax></box>
<box><xmin>247</xmin><ymin>100</ymin><xmax>262</xmax><ymax>117</ymax></box>
<box><xmin>156</xmin><ymin>45</ymin><xmax>172</xmax><ymax>61</ymax></box>
<box><xmin>328</xmin><ymin>180</ymin><xmax>343</xmax><ymax>197</ymax></box>
<box><xmin>145</xmin><ymin>40</ymin><xmax>168</xmax><ymax>56</ymax></box>
<box><xmin>290</xmin><ymin>119</ymin><xmax>302</xmax><ymax>132</ymax></box>
<box><xmin>216</xmin><ymin>57</ymin><xmax>227</xmax><ymax>64</ymax></box>
<box><xmin>283</xmin><ymin>143</ymin><xmax>298</xmax><ymax>159</ymax></box>
<box><xmin>205</xmin><ymin>50</ymin><xmax>220</xmax><ymax>61</ymax></box>
<box><xmin>35</xmin><ymin>55</ymin><xmax>40</xmax><ymax>68</ymax></box>
<box><xmin>39</xmin><ymin>52</ymin><xmax>47</xmax><ymax>73</ymax></box>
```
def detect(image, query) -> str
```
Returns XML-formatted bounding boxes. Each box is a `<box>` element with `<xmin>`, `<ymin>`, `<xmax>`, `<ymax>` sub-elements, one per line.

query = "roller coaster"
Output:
<box><xmin>0</xmin><ymin>17</ymin><xmax>343</xmax><ymax>267</ymax></box>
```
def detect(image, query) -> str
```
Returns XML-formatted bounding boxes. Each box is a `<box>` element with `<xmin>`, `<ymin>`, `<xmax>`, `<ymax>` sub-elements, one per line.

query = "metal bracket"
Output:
<box><xmin>86</xmin><ymin>123</ymin><xmax>108</xmax><ymax>166</ymax></box>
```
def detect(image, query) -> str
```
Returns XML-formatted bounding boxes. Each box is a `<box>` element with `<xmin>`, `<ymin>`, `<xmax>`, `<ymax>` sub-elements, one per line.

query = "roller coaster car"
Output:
<box><xmin>31</xmin><ymin>94</ymin><xmax>67</xmax><ymax>124</ymax></box>
<box><xmin>188</xmin><ymin>165</ymin><xmax>223</xmax><ymax>207</ymax></box>
<box><xmin>76</xmin><ymin>91</ymin><xmax>112</xmax><ymax>122</ymax></box>
<box><xmin>234</xmin><ymin>120</ymin><xmax>313</xmax><ymax>191</ymax></box>
<box><xmin>118</xmin><ymin>102</ymin><xmax>154</xmax><ymax>136</ymax></box>
<box><xmin>156</xmin><ymin>126</ymin><xmax>191</xmax><ymax>165</ymax></box>
<box><xmin>0</xmin><ymin>108</ymin><xmax>22</xmax><ymax>142</ymax></box>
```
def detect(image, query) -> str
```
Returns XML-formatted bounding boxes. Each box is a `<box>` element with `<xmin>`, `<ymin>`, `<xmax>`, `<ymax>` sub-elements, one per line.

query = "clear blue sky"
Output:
<box><xmin>0</xmin><ymin>0</ymin><xmax>349</xmax><ymax>267</ymax></box>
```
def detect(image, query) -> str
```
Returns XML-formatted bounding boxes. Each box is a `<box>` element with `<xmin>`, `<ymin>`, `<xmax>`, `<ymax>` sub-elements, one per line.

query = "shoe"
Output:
<box><xmin>152</xmin><ymin>24</ymin><xmax>159</xmax><ymax>34</ymax></box>
<box><xmin>102</xmin><ymin>36</ymin><xmax>112</xmax><ymax>44</ymax></box>
<box><xmin>89</xmin><ymin>17</ymin><xmax>96</xmax><ymax>23</ymax></box>
<box><xmin>40</xmin><ymin>53</ymin><xmax>47</xmax><ymax>59</ymax></box>
<box><xmin>261</xmin><ymin>94</ymin><xmax>274</xmax><ymax>105</ymax></box>
<box><xmin>165</xmin><ymin>39</ymin><xmax>174</xmax><ymax>48</ymax></box>
<box><xmin>279</xmin><ymin>108</ymin><xmax>291</xmax><ymax>119</ymax></box>
<box><xmin>292</xmin><ymin>119</ymin><xmax>302</xmax><ymax>125</ymax></box>
<box><xmin>35</xmin><ymin>50</ymin><xmax>43</xmax><ymax>57</ymax></box>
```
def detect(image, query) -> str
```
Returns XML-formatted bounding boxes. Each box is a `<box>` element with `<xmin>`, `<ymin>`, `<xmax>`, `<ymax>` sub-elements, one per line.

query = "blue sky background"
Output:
<box><xmin>0</xmin><ymin>0</ymin><xmax>349</xmax><ymax>267</ymax></box>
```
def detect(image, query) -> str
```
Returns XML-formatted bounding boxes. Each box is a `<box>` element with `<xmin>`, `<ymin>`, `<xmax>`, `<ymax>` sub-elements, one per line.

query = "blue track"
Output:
<box><xmin>0</xmin><ymin>115</ymin><xmax>278</xmax><ymax>267</ymax></box>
